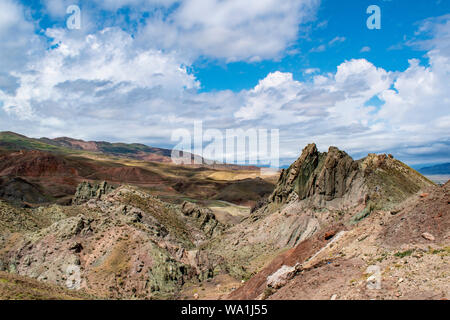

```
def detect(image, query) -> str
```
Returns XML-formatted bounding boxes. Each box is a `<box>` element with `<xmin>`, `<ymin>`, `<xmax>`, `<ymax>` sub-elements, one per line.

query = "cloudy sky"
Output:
<box><xmin>0</xmin><ymin>0</ymin><xmax>449</xmax><ymax>167</ymax></box>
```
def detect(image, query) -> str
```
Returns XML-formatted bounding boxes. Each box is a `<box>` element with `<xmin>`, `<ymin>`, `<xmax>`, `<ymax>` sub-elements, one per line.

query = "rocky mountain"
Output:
<box><xmin>39</xmin><ymin>136</ymin><xmax>175</xmax><ymax>163</ymax></box>
<box><xmin>0</xmin><ymin>141</ymin><xmax>447</xmax><ymax>300</ymax></box>
<box><xmin>0</xmin><ymin>131</ymin><xmax>174</xmax><ymax>162</ymax></box>
<box><xmin>1</xmin><ymin>131</ymin><xmax>259</xmax><ymax>169</ymax></box>
<box><xmin>198</xmin><ymin>144</ymin><xmax>436</xmax><ymax>282</ymax></box>
<box><xmin>0</xmin><ymin>183</ymin><xmax>229</xmax><ymax>299</ymax></box>
<box><xmin>0</xmin><ymin>134</ymin><xmax>275</xmax><ymax>207</ymax></box>
<box><xmin>270</xmin><ymin>143</ymin><xmax>432</xmax><ymax>210</ymax></box>
<box><xmin>224</xmin><ymin>145</ymin><xmax>448</xmax><ymax>300</ymax></box>
<box><xmin>0</xmin><ymin>149</ymin><xmax>169</xmax><ymax>205</ymax></box>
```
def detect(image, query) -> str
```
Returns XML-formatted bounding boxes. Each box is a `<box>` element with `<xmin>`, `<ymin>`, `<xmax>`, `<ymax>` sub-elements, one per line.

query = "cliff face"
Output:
<box><xmin>270</xmin><ymin>144</ymin><xmax>360</xmax><ymax>205</ymax></box>
<box><xmin>269</xmin><ymin>143</ymin><xmax>434</xmax><ymax>211</ymax></box>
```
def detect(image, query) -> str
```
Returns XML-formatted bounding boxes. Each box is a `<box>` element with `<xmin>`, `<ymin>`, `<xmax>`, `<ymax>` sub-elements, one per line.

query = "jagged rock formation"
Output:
<box><xmin>72</xmin><ymin>181</ymin><xmax>115</xmax><ymax>205</ymax></box>
<box><xmin>181</xmin><ymin>201</ymin><xmax>224</xmax><ymax>237</ymax></box>
<box><xmin>205</xmin><ymin>143</ymin><xmax>435</xmax><ymax>281</ymax></box>
<box><xmin>270</xmin><ymin>144</ymin><xmax>360</xmax><ymax>204</ymax></box>
<box><xmin>0</xmin><ymin>185</ymin><xmax>228</xmax><ymax>299</ymax></box>
<box><xmin>269</xmin><ymin>143</ymin><xmax>433</xmax><ymax>211</ymax></box>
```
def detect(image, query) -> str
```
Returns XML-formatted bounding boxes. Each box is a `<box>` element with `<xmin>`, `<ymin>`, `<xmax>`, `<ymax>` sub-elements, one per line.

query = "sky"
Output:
<box><xmin>0</xmin><ymin>0</ymin><xmax>449</xmax><ymax>168</ymax></box>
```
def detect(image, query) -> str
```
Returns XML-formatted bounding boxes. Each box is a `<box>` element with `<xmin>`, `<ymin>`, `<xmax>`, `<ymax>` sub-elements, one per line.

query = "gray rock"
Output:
<box><xmin>72</xmin><ymin>181</ymin><xmax>115</xmax><ymax>205</ymax></box>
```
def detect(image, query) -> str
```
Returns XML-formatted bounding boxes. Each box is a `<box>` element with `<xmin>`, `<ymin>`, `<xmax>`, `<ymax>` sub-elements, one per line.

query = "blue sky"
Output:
<box><xmin>194</xmin><ymin>0</ymin><xmax>448</xmax><ymax>92</ymax></box>
<box><xmin>0</xmin><ymin>0</ymin><xmax>449</xmax><ymax>168</ymax></box>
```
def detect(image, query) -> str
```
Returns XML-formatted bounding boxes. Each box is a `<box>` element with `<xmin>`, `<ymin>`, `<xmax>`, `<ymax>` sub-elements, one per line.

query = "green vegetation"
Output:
<box><xmin>96</xmin><ymin>141</ymin><xmax>170</xmax><ymax>156</ymax></box>
<box><xmin>394</xmin><ymin>250</ymin><xmax>414</xmax><ymax>258</ymax></box>
<box><xmin>428</xmin><ymin>247</ymin><xmax>450</xmax><ymax>256</ymax></box>
<box><xmin>0</xmin><ymin>131</ymin><xmax>75</xmax><ymax>154</ymax></box>
<box><xmin>122</xmin><ymin>193</ymin><xmax>194</xmax><ymax>248</ymax></box>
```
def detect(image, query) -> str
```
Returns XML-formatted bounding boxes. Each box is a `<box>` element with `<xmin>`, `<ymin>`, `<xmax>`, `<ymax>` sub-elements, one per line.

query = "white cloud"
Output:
<box><xmin>329</xmin><ymin>36</ymin><xmax>346</xmax><ymax>46</ymax></box>
<box><xmin>0</xmin><ymin>0</ymin><xmax>42</xmax><ymax>73</ymax></box>
<box><xmin>309</xmin><ymin>44</ymin><xmax>326</xmax><ymax>53</ymax></box>
<box><xmin>309</xmin><ymin>36</ymin><xmax>346</xmax><ymax>53</ymax></box>
<box><xmin>42</xmin><ymin>0</ymin><xmax>320</xmax><ymax>63</ymax></box>
<box><xmin>1</xmin><ymin>27</ymin><xmax>199</xmax><ymax>123</ymax></box>
<box><xmin>304</xmin><ymin>68</ymin><xmax>320</xmax><ymax>74</ymax></box>
<box><xmin>139</xmin><ymin>0</ymin><xmax>320</xmax><ymax>62</ymax></box>
<box><xmin>360</xmin><ymin>46</ymin><xmax>371</xmax><ymax>53</ymax></box>
<box><xmin>232</xmin><ymin>39</ymin><xmax>449</xmax><ymax>164</ymax></box>
<box><xmin>0</xmin><ymin>3</ymin><xmax>448</xmax><ymax>167</ymax></box>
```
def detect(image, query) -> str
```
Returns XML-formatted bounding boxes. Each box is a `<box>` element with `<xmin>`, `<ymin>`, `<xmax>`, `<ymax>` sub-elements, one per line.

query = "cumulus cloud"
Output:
<box><xmin>0</xmin><ymin>26</ymin><xmax>199</xmax><ymax>131</ymax></box>
<box><xmin>0</xmin><ymin>0</ymin><xmax>42</xmax><ymax>73</ymax></box>
<box><xmin>0</xmin><ymin>2</ymin><xmax>448</xmax><ymax>167</ymax></box>
<box><xmin>40</xmin><ymin>0</ymin><xmax>320</xmax><ymax>62</ymax></box>
<box><xmin>139</xmin><ymin>0</ymin><xmax>320</xmax><ymax>62</ymax></box>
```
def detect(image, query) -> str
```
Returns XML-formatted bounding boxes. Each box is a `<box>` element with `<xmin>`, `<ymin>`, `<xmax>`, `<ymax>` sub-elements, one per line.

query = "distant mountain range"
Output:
<box><xmin>0</xmin><ymin>131</ymin><xmax>258</xmax><ymax>170</ymax></box>
<box><xmin>419</xmin><ymin>163</ymin><xmax>450</xmax><ymax>175</ymax></box>
<box><xmin>0</xmin><ymin>131</ymin><xmax>270</xmax><ymax>206</ymax></box>
<box><xmin>0</xmin><ymin>131</ymin><xmax>174</xmax><ymax>163</ymax></box>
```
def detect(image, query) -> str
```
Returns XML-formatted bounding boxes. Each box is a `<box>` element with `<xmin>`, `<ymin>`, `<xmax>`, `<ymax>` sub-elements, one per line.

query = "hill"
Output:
<box><xmin>229</xmin><ymin>181</ymin><xmax>449</xmax><ymax>300</ymax></box>
<box><xmin>419</xmin><ymin>163</ymin><xmax>450</xmax><ymax>175</ymax></box>
<box><xmin>0</xmin><ymin>132</ymin><xmax>275</xmax><ymax>207</ymax></box>
<box><xmin>0</xmin><ymin>141</ymin><xmax>446</xmax><ymax>301</ymax></box>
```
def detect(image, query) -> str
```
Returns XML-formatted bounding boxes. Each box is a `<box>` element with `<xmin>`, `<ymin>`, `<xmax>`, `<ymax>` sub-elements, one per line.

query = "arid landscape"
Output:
<box><xmin>0</xmin><ymin>132</ymin><xmax>448</xmax><ymax>300</ymax></box>
<box><xmin>0</xmin><ymin>0</ymin><xmax>449</xmax><ymax>306</ymax></box>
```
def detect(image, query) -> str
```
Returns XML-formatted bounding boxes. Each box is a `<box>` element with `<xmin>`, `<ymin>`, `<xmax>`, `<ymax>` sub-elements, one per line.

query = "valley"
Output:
<box><xmin>0</xmin><ymin>133</ymin><xmax>448</xmax><ymax>300</ymax></box>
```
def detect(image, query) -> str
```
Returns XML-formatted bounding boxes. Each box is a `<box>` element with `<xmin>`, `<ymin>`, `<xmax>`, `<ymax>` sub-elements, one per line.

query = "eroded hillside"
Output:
<box><xmin>0</xmin><ymin>141</ymin><xmax>447</xmax><ymax>300</ymax></box>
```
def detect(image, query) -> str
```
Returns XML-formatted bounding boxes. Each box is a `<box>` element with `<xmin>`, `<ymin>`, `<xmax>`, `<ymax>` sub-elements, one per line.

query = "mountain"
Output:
<box><xmin>39</xmin><ymin>136</ymin><xmax>174</xmax><ymax>163</ymax></box>
<box><xmin>0</xmin><ymin>131</ymin><xmax>174</xmax><ymax>163</ymax></box>
<box><xmin>269</xmin><ymin>144</ymin><xmax>433</xmax><ymax>209</ymax></box>
<box><xmin>419</xmin><ymin>163</ymin><xmax>450</xmax><ymax>175</ymax></box>
<box><xmin>0</xmin><ymin>131</ymin><xmax>275</xmax><ymax>207</ymax></box>
<box><xmin>201</xmin><ymin>144</ymin><xmax>436</xmax><ymax>282</ymax></box>
<box><xmin>226</xmin><ymin>145</ymin><xmax>447</xmax><ymax>300</ymax></box>
<box><xmin>0</xmin><ymin>131</ymin><xmax>260</xmax><ymax>169</ymax></box>
<box><xmin>0</xmin><ymin>141</ymin><xmax>447</xmax><ymax>300</ymax></box>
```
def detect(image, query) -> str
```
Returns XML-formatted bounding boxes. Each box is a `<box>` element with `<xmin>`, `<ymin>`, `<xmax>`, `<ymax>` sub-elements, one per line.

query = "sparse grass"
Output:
<box><xmin>428</xmin><ymin>247</ymin><xmax>450</xmax><ymax>256</ymax></box>
<box><xmin>122</xmin><ymin>193</ymin><xmax>194</xmax><ymax>248</ymax></box>
<box><xmin>394</xmin><ymin>250</ymin><xmax>413</xmax><ymax>258</ymax></box>
<box><xmin>375</xmin><ymin>252</ymin><xmax>389</xmax><ymax>262</ymax></box>
<box><xmin>0</xmin><ymin>271</ymin><xmax>95</xmax><ymax>300</ymax></box>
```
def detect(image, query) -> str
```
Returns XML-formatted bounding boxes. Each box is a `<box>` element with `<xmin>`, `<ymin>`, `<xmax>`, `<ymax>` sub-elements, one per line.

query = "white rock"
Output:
<box><xmin>422</xmin><ymin>232</ymin><xmax>435</xmax><ymax>241</ymax></box>
<box><xmin>267</xmin><ymin>264</ymin><xmax>299</xmax><ymax>289</ymax></box>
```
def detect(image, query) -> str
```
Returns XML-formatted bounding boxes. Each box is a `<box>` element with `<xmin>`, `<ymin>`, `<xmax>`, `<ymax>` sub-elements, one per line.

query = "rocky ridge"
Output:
<box><xmin>0</xmin><ymin>142</ymin><xmax>444</xmax><ymax>300</ymax></box>
<box><xmin>202</xmin><ymin>143</ymin><xmax>435</xmax><ymax>281</ymax></box>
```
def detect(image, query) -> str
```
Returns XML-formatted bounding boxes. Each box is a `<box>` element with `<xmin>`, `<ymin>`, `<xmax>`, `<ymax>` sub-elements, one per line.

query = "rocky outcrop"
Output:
<box><xmin>0</xmin><ymin>185</ymin><xmax>229</xmax><ymax>299</ymax></box>
<box><xmin>210</xmin><ymin>144</ymin><xmax>436</xmax><ymax>283</ymax></box>
<box><xmin>181</xmin><ymin>202</ymin><xmax>224</xmax><ymax>237</ymax></box>
<box><xmin>269</xmin><ymin>143</ymin><xmax>434</xmax><ymax>211</ymax></box>
<box><xmin>72</xmin><ymin>181</ymin><xmax>115</xmax><ymax>205</ymax></box>
<box><xmin>270</xmin><ymin>144</ymin><xmax>360</xmax><ymax>205</ymax></box>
